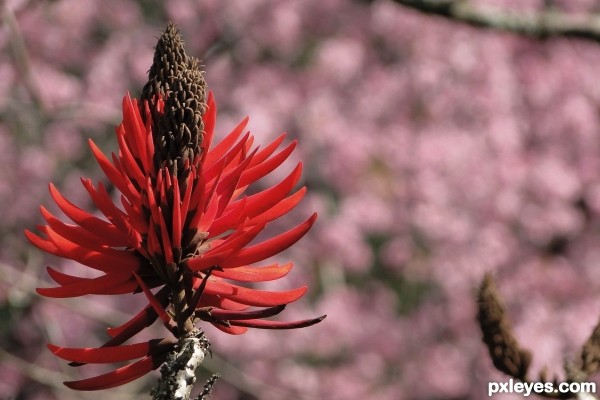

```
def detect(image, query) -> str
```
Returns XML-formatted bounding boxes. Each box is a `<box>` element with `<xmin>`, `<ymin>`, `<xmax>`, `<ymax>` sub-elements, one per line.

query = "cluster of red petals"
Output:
<box><xmin>26</xmin><ymin>92</ymin><xmax>323</xmax><ymax>390</ymax></box>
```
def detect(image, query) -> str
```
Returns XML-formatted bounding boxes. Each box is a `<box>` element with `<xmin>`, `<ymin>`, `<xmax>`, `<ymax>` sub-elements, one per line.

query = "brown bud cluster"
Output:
<box><xmin>581</xmin><ymin>317</ymin><xmax>600</xmax><ymax>376</ymax></box>
<box><xmin>141</xmin><ymin>22</ymin><xmax>207</xmax><ymax>177</ymax></box>
<box><xmin>477</xmin><ymin>273</ymin><xmax>532</xmax><ymax>381</ymax></box>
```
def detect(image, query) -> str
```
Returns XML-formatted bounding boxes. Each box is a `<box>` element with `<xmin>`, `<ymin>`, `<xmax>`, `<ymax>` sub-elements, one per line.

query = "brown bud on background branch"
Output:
<box><xmin>477</xmin><ymin>273</ymin><xmax>532</xmax><ymax>381</ymax></box>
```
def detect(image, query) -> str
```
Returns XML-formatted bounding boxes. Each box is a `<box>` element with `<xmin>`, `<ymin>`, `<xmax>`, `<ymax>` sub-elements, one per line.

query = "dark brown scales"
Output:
<box><xmin>141</xmin><ymin>22</ymin><xmax>207</xmax><ymax>178</ymax></box>
<box><xmin>581</xmin><ymin>316</ymin><xmax>600</xmax><ymax>375</ymax></box>
<box><xmin>477</xmin><ymin>273</ymin><xmax>532</xmax><ymax>381</ymax></box>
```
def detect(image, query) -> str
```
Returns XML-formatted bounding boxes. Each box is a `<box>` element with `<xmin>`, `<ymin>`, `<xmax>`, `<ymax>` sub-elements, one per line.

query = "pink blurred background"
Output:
<box><xmin>3</xmin><ymin>0</ymin><xmax>600</xmax><ymax>399</ymax></box>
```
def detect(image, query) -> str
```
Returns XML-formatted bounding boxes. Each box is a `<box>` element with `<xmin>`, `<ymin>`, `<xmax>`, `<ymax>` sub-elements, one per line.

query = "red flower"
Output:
<box><xmin>26</xmin><ymin>85</ymin><xmax>323</xmax><ymax>389</ymax></box>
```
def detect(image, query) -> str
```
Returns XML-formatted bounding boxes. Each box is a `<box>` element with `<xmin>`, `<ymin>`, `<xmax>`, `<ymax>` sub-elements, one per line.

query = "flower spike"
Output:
<box><xmin>28</xmin><ymin>22</ymin><xmax>325</xmax><ymax>393</ymax></box>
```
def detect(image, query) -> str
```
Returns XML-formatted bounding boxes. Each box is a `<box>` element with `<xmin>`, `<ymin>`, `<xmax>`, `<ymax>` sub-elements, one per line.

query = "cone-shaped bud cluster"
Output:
<box><xmin>141</xmin><ymin>22</ymin><xmax>207</xmax><ymax>177</ymax></box>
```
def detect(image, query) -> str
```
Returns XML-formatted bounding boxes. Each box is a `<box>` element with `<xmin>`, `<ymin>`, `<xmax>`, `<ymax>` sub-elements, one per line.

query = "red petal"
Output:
<box><xmin>204</xmin><ymin>222</ymin><xmax>264</xmax><ymax>259</ymax></box>
<box><xmin>228</xmin><ymin>162</ymin><xmax>302</xmax><ymax>221</ymax></box>
<box><xmin>247</xmin><ymin>187</ymin><xmax>306</xmax><ymax>227</ymax></box>
<box><xmin>204</xmin><ymin>117</ymin><xmax>248</xmax><ymax>168</ymax></box>
<box><xmin>89</xmin><ymin>139</ymin><xmax>132</xmax><ymax>201</ymax></box>
<box><xmin>209</xmin><ymin>197</ymin><xmax>246</xmax><ymax>237</ymax></box>
<box><xmin>42</xmin><ymin>226</ymin><xmax>140</xmax><ymax>273</ymax></box>
<box><xmin>230</xmin><ymin>315</ymin><xmax>326</xmax><ymax>329</ymax></box>
<box><xmin>80</xmin><ymin>180</ymin><xmax>141</xmax><ymax>248</ymax></box>
<box><xmin>238</xmin><ymin>140</ymin><xmax>296</xmax><ymax>187</ymax></box>
<box><xmin>203</xmin><ymin>280</ymin><xmax>307</xmax><ymax>307</ymax></box>
<box><xmin>46</xmin><ymin>266</ymin><xmax>150</xmax><ymax>294</ymax></box>
<box><xmin>116</xmin><ymin>126</ymin><xmax>146</xmax><ymax>188</ymax></box>
<box><xmin>186</xmin><ymin>253</ymin><xmax>233</xmax><ymax>272</ymax></box>
<box><xmin>246</xmin><ymin>133</ymin><xmax>286</xmax><ymax>169</ymax></box>
<box><xmin>40</xmin><ymin>206</ymin><xmax>127</xmax><ymax>249</ymax></box>
<box><xmin>48</xmin><ymin>184</ymin><xmax>131</xmax><ymax>245</ymax></box>
<box><xmin>212</xmin><ymin>263</ymin><xmax>293</xmax><ymax>282</ymax></box>
<box><xmin>37</xmin><ymin>270</ymin><xmax>134</xmax><ymax>298</ymax></box>
<box><xmin>133</xmin><ymin>273</ymin><xmax>172</xmax><ymax>327</ymax></box>
<box><xmin>210</xmin><ymin>305</ymin><xmax>285</xmax><ymax>321</ymax></box>
<box><xmin>63</xmin><ymin>355</ymin><xmax>163</xmax><ymax>391</ymax></box>
<box><xmin>48</xmin><ymin>339</ymin><xmax>173</xmax><ymax>364</ymax></box>
<box><xmin>203</xmin><ymin>131</ymin><xmax>251</xmax><ymax>184</ymax></box>
<box><xmin>157</xmin><ymin>208</ymin><xmax>174</xmax><ymax>264</ymax></box>
<box><xmin>106</xmin><ymin>307</ymin><xmax>156</xmax><ymax>341</ymax></box>
<box><xmin>221</xmin><ymin>213</ymin><xmax>317</xmax><ymax>268</ymax></box>
<box><xmin>213</xmin><ymin>147</ymin><xmax>259</xmax><ymax>217</ymax></box>
<box><xmin>179</xmin><ymin>168</ymin><xmax>195</xmax><ymax>227</ymax></box>
<box><xmin>196</xmin><ymin>292</ymin><xmax>250</xmax><ymax>311</ymax></box>
<box><xmin>196</xmin><ymin>192</ymin><xmax>220</xmax><ymax>234</ymax></box>
<box><xmin>210</xmin><ymin>323</ymin><xmax>248</xmax><ymax>335</ymax></box>
<box><xmin>121</xmin><ymin>94</ymin><xmax>151</xmax><ymax>174</ymax></box>
<box><xmin>25</xmin><ymin>228</ymin><xmax>60</xmax><ymax>255</ymax></box>
<box><xmin>121</xmin><ymin>195</ymin><xmax>148</xmax><ymax>235</ymax></box>
<box><xmin>199</xmin><ymin>92</ymin><xmax>216</xmax><ymax>161</ymax></box>
<box><xmin>106</xmin><ymin>287</ymin><xmax>169</xmax><ymax>340</ymax></box>
<box><xmin>172</xmin><ymin>177</ymin><xmax>182</xmax><ymax>249</ymax></box>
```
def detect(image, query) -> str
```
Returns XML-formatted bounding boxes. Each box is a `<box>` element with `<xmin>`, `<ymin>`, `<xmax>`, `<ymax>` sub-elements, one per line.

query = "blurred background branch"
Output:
<box><xmin>364</xmin><ymin>0</ymin><xmax>600</xmax><ymax>43</ymax></box>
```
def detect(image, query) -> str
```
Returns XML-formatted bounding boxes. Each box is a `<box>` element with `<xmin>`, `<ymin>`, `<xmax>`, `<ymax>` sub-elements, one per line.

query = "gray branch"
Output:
<box><xmin>151</xmin><ymin>331</ymin><xmax>211</xmax><ymax>400</ymax></box>
<box><xmin>377</xmin><ymin>0</ymin><xmax>600</xmax><ymax>43</ymax></box>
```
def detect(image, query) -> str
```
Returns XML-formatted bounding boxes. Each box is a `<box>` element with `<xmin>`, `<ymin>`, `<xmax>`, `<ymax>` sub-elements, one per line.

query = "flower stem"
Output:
<box><xmin>151</xmin><ymin>331</ymin><xmax>210</xmax><ymax>400</ymax></box>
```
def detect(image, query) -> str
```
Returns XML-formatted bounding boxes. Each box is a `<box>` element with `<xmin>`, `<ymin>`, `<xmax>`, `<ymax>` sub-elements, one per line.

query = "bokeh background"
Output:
<box><xmin>3</xmin><ymin>0</ymin><xmax>600</xmax><ymax>399</ymax></box>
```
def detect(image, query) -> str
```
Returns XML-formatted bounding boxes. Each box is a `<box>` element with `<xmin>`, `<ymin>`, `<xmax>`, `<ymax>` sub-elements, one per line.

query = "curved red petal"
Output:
<box><xmin>229</xmin><ymin>315</ymin><xmax>326</xmax><ymax>329</ymax></box>
<box><xmin>42</xmin><ymin>226</ymin><xmax>140</xmax><ymax>273</ymax></box>
<box><xmin>185</xmin><ymin>249</ymin><xmax>234</xmax><ymax>272</ymax></box>
<box><xmin>89</xmin><ymin>139</ymin><xmax>135</xmax><ymax>202</ymax></box>
<box><xmin>133</xmin><ymin>273</ymin><xmax>172</xmax><ymax>327</ymax></box>
<box><xmin>196</xmin><ymin>292</ymin><xmax>250</xmax><ymax>311</ymax></box>
<box><xmin>210</xmin><ymin>322</ymin><xmax>248</xmax><ymax>335</ymax></box>
<box><xmin>121</xmin><ymin>94</ymin><xmax>151</xmax><ymax>174</ymax></box>
<box><xmin>37</xmin><ymin>271</ymin><xmax>134</xmax><ymax>298</ymax></box>
<box><xmin>48</xmin><ymin>339</ymin><xmax>173</xmax><ymax>364</ymax></box>
<box><xmin>208</xmin><ymin>198</ymin><xmax>246</xmax><ymax>238</ymax></box>
<box><xmin>106</xmin><ymin>287</ymin><xmax>169</xmax><ymax>340</ymax></box>
<box><xmin>106</xmin><ymin>306</ymin><xmax>157</xmax><ymax>341</ymax></box>
<box><xmin>221</xmin><ymin>213</ymin><xmax>317</xmax><ymax>268</ymax></box>
<box><xmin>40</xmin><ymin>206</ymin><xmax>127</xmax><ymax>250</ymax></box>
<box><xmin>203</xmin><ymin>280</ymin><xmax>307</xmax><ymax>307</ymax></box>
<box><xmin>81</xmin><ymin>180</ymin><xmax>141</xmax><ymax>248</ymax></box>
<box><xmin>210</xmin><ymin>305</ymin><xmax>286</xmax><ymax>321</ymax></box>
<box><xmin>246</xmin><ymin>133</ymin><xmax>286</xmax><ymax>169</ymax></box>
<box><xmin>199</xmin><ymin>92</ymin><xmax>216</xmax><ymax>160</ymax></box>
<box><xmin>228</xmin><ymin>162</ymin><xmax>303</xmax><ymax>221</ymax></box>
<box><xmin>203</xmin><ymin>131</ymin><xmax>251</xmax><ymax>185</ymax></box>
<box><xmin>204</xmin><ymin>222</ymin><xmax>264</xmax><ymax>259</ymax></box>
<box><xmin>172</xmin><ymin>177</ymin><xmax>182</xmax><ymax>249</ymax></box>
<box><xmin>48</xmin><ymin>184</ymin><xmax>131</xmax><ymax>245</ymax></box>
<box><xmin>25</xmin><ymin>228</ymin><xmax>60</xmax><ymax>255</ymax></box>
<box><xmin>211</xmin><ymin>263</ymin><xmax>293</xmax><ymax>282</ymax></box>
<box><xmin>63</xmin><ymin>355</ymin><xmax>163</xmax><ymax>391</ymax></box>
<box><xmin>196</xmin><ymin>192</ymin><xmax>220</xmax><ymax>234</ymax></box>
<box><xmin>116</xmin><ymin>126</ymin><xmax>146</xmax><ymax>188</ymax></box>
<box><xmin>238</xmin><ymin>140</ymin><xmax>296</xmax><ymax>187</ymax></box>
<box><xmin>204</xmin><ymin>117</ymin><xmax>248</xmax><ymax>168</ymax></box>
<box><xmin>247</xmin><ymin>187</ymin><xmax>306</xmax><ymax>227</ymax></box>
